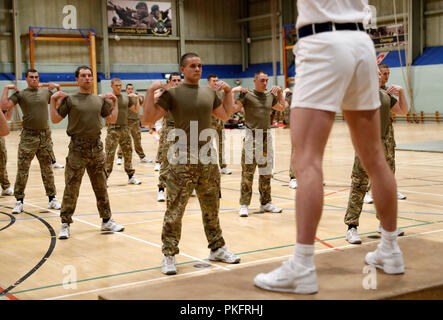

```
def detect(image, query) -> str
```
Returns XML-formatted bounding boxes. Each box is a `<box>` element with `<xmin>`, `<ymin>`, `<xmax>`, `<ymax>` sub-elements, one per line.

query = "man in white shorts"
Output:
<box><xmin>254</xmin><ymin>0</ymin><xmax>404</xmax><ymax>294</ymax></box>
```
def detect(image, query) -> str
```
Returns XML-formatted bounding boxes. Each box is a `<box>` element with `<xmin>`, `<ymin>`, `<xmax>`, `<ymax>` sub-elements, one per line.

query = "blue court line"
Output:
<box><xmin>0</xmin><ymin>208</ymin><xmax>238</xmax><ymax>223</ymax></box>
<box><xmin>1</xmin><ymin>207</ymin><xmax>442</xmax><ymax>224</ymax></box>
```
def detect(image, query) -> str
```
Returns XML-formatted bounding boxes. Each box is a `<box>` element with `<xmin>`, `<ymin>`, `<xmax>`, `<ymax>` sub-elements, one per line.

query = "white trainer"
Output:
<box><xmin>162</xmin><ymin>255</ymin><xmax>177</xmax><ymax>275</ymax></box>
<box><xmin>154</xmin><ymin>163</ymin><xmax>161</xmax><ymax>171</ymax></box>
<box><xmin>288</xmin><ymin>178</ymin><xmax>297</xmax><ymax>189</ymax></box>
<box><xmin>1</xmin><ymin>187</ymin><xmax>13</xmax><ymax>196</ymax></box>
<box><xmin>48</xmin><ymin>198</ymin><xmax>61</xmax><ymax>210</ymax></box>
<box><xmin>238</xmin><ymin>205</ymin><xmax>249</xmax><ymax>217</ymax></box>
<box><xmin>58</xmin><ymin>223</ymin><xmax>70</xmax><ymax>239</ymax></box>
<box><xmin>397</xmin><ymin>192</ymin><xmax>407</xmax><ymax>200</ymax></box>
<box><xmin>346</xmin><ymin>228</ymin><xmax>362</xmax><ymax>244</ymax></box>
<box><xmin>140</xmin><ymin>157</ymin><xmax>152</xmax><ymax>163</ymax></box>
<box><xmin>364</xmin><ymin>192</ymin><xmax>373</xmax><ymax>204</ymax></box>
<box><xmin>191</xmin><ymin>189</ymin><xmax>197</xmax><ymax>197</ymax></box>
<box><xmin>254</xmin><ymin>259</ymin><xmax>318</xmax><ymax>294</ymax></box>
<box><xmin>220</xmin><ymin>167</ymin><xmax>232</xmax><ymax>175</ymax></box>
<box><xmin>128</xmin><ymin>176</ymin><xmax>141</xmax><ymax>185</ymax></box>
<box><xmin>101</xmin><ymin>218</ymin><xmax>125</xmax><ymax>232</ymax></box>
<box><xmin>208</xmin><ymin>246</ymin><xmax>240</xmax><ymax>264</ymax></box>
<box><xmin>365</xmin><ymin>244</ymin><xmax>405</xmax><ymax>274</ymax></box>
<box><xmin>116</xmin><ymin>158</ymin><xmax>123</xmax><ymax>165</ymax></box>
<box><xmin>377</xmin><ymin>225</ymin><xmax>405</xmax><ymax>237</ymax></box>
<box><xmin>157</xmin><ymin>190</ymin><xmax>165</xmax><ymax>202</ymax></box>
<box><xmin>259</xmin><ymin>203</ymin><xmax>282</xmax><ymax>213</ymax></box>
<box><xmin>12</xmin><ymin>201</ymin><xmax>24</xmax><ymax>214</ymax></box>
<box><xmin>52</xmin><ymin>162</ymin><xmax>64</xmax><ymax>169</ymax></box>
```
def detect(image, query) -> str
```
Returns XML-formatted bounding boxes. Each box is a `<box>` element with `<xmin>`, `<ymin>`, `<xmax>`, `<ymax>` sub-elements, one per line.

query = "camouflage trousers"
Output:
<box><xmin>14</xmin><ymin>128</ymin><xmax>56</xmax><ymax>199</ymax></box>
<box><xmin>213</xmin><ymin>119</ymin><xmax>227</xmax><ymax>169</ymax></box>
<box><xmin>162</xmin><ymin>163</ymin><xmax>225</xmax><ymax>256</ymax></box>
<box><xmin>289</xmin><ymin>147</ymin><xmax>296</xmax><ymax>179</ymax></box>
<box><xmin>284</xmin><ymin>107</ymin><xmax>291</xmax><ymax>126</ymax></box>
<box><xmin>117</xmin><ymin>118</ymin><xmax>146</xmax><ymax>160</ymax></box>
<box><xmin>105</xmin><ymin>125</ymin><xmax>135</xmax><ymax>177</ymax></box>
<box><xmin>157</xmin><ymin>120</ymin><xmax>175</xmax><ymax>189</ymax></box>
<box><xmin>60</xmin><ymin>137</ymin><xmax>111</xmax><ymax>224</ymax></box>
<box><xmin>240</xmin><ymin>131</ymin><xmax>274</xmax><ymax>206</ymax></box>
<box><xmin>0</xmin><ymin>137</ymin><xmax>10</xmax><ymax>190</ymax></box>
<box><xmin>344</xmin><ymin>135</ymin><xmax>396</xmax><ymax>226</ymax></box>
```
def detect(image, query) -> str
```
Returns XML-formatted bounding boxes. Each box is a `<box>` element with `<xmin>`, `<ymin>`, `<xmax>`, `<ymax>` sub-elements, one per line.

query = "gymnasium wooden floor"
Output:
<box><xmin>0</xmin><ymin>122</ymin><xmax>442</xmax><ymax>300</ymax></box>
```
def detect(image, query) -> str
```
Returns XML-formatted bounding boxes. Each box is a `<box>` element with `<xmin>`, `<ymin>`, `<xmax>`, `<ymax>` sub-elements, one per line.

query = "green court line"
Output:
<box><xmin>222</xmin><ymin>187</ymin><xmax>435</xmax><ymax>224</ymax></box>
<box><xmin>2</xmin><ymin>221</ymin><xmax>435</xmax><ymax>298</ymax></box>
<box><xmin>2</xmin><ymin>187</ymin><xmax>439</xmax><ymax>298</ymax></box>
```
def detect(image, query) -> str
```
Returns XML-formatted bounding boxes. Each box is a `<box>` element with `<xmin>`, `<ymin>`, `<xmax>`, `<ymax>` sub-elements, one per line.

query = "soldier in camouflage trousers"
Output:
<box><xmin>50</xmin><ymin>65</ymin><xmax>124</xmax><ymax>240</ymax></box>
<box><xmin>207</xmin><ymin>74</ymin><xmax>231</xmax><ymax>175</ymax></box>
<box><xmin>344</xmin><ymin>69</ymin><xmax>409</xmax><ymax>244</ymax></box>
<box><xmin>0</xmin><ymin>109</ymin><xmax>13</xmax><ymax>196</ymax></box>
<box><xmin>1</xmin><ymin>70</ymin><xmax>62</xmax><ymax>214</ymax></box>
<box><xmin>116</xmin><ymin>84</ymin><xmax>151</xmax><ymax>164</ymax></box>
<box><xmin>104</xmin><ymin>78</ymin><xmax>141</xmax><ymax>185</ymax></box>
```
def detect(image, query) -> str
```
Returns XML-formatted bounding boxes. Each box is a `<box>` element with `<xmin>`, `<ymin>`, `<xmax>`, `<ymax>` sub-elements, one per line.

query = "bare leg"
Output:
<box><xmin>291</xmin><ymin>108</ymin><xmax>335</xmax><ymax>244</ymax></box>
<box><xmin>343</xmin><ymin>109</ymin><xmax>397</xmax><ymax>232</ymax></box>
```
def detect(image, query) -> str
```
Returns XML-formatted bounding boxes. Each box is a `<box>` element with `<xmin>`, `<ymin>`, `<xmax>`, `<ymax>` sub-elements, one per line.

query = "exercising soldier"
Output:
<box><xmin>345</xmin><ymin>67</ymin><xmax>409</xmax><ymax>244</ymax></box>
<box><xmin>364</xmin><ymin>63</ymin><xmax>407</xmax><ymax>203</ymax></box>
<box><xmin>207</xmin><ymin>74</ymin><xmax>232</xmax><ymax>175</ymax></box>
<box><xmin>143</xmin><ymin>52</ymin><xmax>240</xmax><ymax>275</ymax></box>
<box><xmin>232</xmin><ymin>70</ymin><xmax>287</xmax><ymax>217</ymax></box>
<box><xmin>156</xmin><ymin>72</ymin><xmax>182</xmax><ymax>202</ymax></box>
<box><xmin>283</xmin><ymin>88</ymin><xmax>298</xmax><ymax>189</ymax></box>
<box><xmin>1</xmin><ymin>69</ymin><xmax>62</xmax><ymax>214</ymax></box>
<box><xmin>116</xmin><ymin>83</ymin><xmax>152</xmax><ymax>165</ymax></box>
<box><xmin>0</xmin><ymin>109</ymin><xmax>13</xmax><ymax>196</ymax></box>
<box><xmin>104</xmin><ymin>78</ymin><xmax>142</xmax><ymax>186</ymax></box>
<box><xmin>49</xmin><ymin>66</ymin><xmax>124</xmax><ymax>239</ymax></box>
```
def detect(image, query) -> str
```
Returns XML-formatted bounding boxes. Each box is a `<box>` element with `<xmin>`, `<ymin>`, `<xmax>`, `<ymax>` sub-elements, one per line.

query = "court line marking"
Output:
<box><xmin>22</xmin><ymin>201</ymin><xmax>231</xmax><ymax>272</ymax></box>
<box><xmin>38</xmin><ymin>227</ymin><xmax>443</xmax><ymax>300</ymax></box>
<box><xmin>43</xmin><ymin>268</ymin><xmax>217</xmax><ymax>300</ymax></box>
<box><xmin>227</xmin><ymin>227</ymin><xmax>443</xmax><ymax>269</ymax></box>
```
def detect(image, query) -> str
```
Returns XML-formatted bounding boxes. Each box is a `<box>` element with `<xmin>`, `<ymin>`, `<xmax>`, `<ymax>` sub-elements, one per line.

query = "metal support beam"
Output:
<box><xmin>270</xmin><ymin>0</ymin><xmax>278</xmax><ymax>86</ymax></box>
<box><xmin>238</xmin><ymin>13</ymin><xmax>271</xmax><ymax>23</ymax></box>
<box><xmin>12</xmin><ymin>0</ymin><xmax>22</xmax><ymax>82</ymax></box>
<box><xmin>240</xmin><ymin>0</ymin><xmax>249</xmax><ymax>72</ymax></box>
<box><xmin>278</xmin><ymin>0</ymin><xmax>283</xmax><ymax>75</ymax></box>
<box><xmin>178</xmin><ymin>0</ymin><xmax>186</xmax><ymax>60</ymax></box>
<box><xmin>101</xmin><ymin>0</ymin><xmax>111</xmax><ymax>79</ymax></box>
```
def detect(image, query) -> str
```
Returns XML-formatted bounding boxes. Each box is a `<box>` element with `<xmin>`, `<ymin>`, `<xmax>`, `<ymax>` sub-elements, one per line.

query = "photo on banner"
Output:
<box><xmin>368</xmin><ymin>23</ymin><xmax>407</xmax><ymax>50</ymax></box>
<box><xmin>107</xmin><ymin>0</ymin><xmax>172</xmax><ymax>36</ymax></box>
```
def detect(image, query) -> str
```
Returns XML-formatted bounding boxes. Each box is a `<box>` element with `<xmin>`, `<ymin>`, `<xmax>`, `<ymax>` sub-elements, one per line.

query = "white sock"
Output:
<box><xmin>380</xmin><ymin>227</ymin><xmax>400</xmax><ymax>252</ymax></box>
<box><xmin>292</xmin><ymin>243</ymin><xmax>315</xmax><ymax>269</ymax></box>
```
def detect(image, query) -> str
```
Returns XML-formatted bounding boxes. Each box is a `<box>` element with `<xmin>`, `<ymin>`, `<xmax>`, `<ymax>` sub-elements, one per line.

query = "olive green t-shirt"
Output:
<box><xmin>9</xmin><ymin>88</ymin><xmax>52</xmax><ymax>130</ymax></box>
<box><xmin>379</xmin><ymin>88</ymin><xmax>397</xmax><ymax>139</ymax></box>
<box><xmin>156</xmin><ymin>83</ymin><xmax>222</xmax><ymax>145</ymax></box>
<box><xmin>110</xmin><ymin>94</ymin><xmax>136</xmax><ymax>125</ymax></box>
<box><xmin>238</xmin><ymin>90</ymin><xmax>278</xmax><ymax>130</ymax></box>
<box><xmin>127</xmin><ymin>96</ymin><xmax>142</xmax><ymax>120</ymax></box>
<box><xmin>211</xmin><ymin>91</ymin><xmax>225</xmax><ymax>127</ymax></box>
<box><xmin>285</xmin><ymin>92</ymin><xmax>293</xmax><ymax>105</ymax></box>
<box><xmin>57</xmin><ymin>92</ymin><xmax>113</xmax><ymax>139</ymax></box>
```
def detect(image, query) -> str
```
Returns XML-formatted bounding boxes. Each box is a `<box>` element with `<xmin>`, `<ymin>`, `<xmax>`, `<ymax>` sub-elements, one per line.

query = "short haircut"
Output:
<box><xmin>207</xmin><ymin>74</ymin><xmax>218</xmax><ymax>81</ymax></box>
<box><xmin>111</xmin><ymin>78</ymin><xmax>122</xmax><ymax>84</ymax></box>
<box><xmin>180</xmin><ymin>52</ymin><xmax>199</xmax><ymax>67</ymax></box>
<box><xmin>75</xmin><ymin>66</ymin><xmax>92</xmax><ymax>78</ymax></box>
<box><xmin>136</xmin><ymin>2</ymin><xmax>147</xmax><ymax>9</ymax></box>
<box><xmin>25</xmin><ymin>68</ymin><xmax>38</xmax><ymax>77</ymax></box>
<box><xmin>126</xmin><ymin>83</ymin><xmax>133</xmax><ymax>88</ymax></box>
<box><xmin>169</xmin><ymin>72</ymin><xmax>181</xmax><ymax>80</ymax></box>
<box><xmin>378</xmin><ymin>63</ymin><xmax>390</xmax><ymax>69</ymax></box>
<box><xmin>254</xmin><ymin>70</ymin><xmax>267</xmax><ymax>78</ymax></box>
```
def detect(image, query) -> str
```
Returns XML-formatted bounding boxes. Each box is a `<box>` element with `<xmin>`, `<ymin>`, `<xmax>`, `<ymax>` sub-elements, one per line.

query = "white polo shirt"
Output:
<box><xmin>296</xmin><ymin>0</ymin><xmax>369</xmax><ymax>28</ymax></box>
